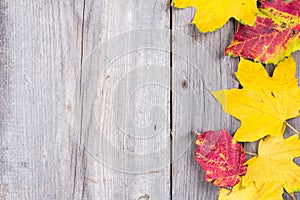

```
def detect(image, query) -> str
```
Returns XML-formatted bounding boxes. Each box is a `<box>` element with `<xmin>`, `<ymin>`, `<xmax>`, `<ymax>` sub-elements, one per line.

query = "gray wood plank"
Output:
<box><xmin>172</xmin><ymin>7</ymin><xmax>240</xmax><ymax>200</ymax></box>
<box><xmin>288</xmin><ymin>51</ymin><xmax>300</xmax><ymax>137</ymax></box>
<box><xmin>0</xmin><ymin>0</ymin><xmax>84</xmax><ymax>199</ymax></box>
<box><xmin>172</xmin><ymin>7</ymin><xmax>300</xmax><ymax>200</ymax></box>
<box><xmin>74</xmin><ymin>0</ymin><xmax>171</xmax><ymax>199</ymax></box>
<box><xmin>284</xmin><ymin>51</ymin><xmax>300</xmax><ymax>200</ymax></box>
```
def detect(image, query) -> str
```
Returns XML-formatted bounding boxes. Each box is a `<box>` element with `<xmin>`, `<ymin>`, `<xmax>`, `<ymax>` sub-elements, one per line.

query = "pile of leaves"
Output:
<box><xmin>174</xmin><ymin>0</ymin><xmax>300</xmax><ymax>199</ymax></box>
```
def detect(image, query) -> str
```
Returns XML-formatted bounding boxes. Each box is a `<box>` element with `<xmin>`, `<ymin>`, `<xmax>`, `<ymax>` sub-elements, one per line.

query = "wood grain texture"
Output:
<box><xmin>172</xmin><ymin>7</ymin><xmax>300</xmax><ymax>200</ymax></box>
<box><xmin>75</xmin><ymin>0</ymin><xmax>171</xmax><ymax>199</ymax></box>
<box><xmin>1</xmin><ymin>0</ymin><xmax>172</xmax><ymax>199</ymax></box>
<box><xmin>2</xmin><ymin>0</ymin><xmax>300</xmax><ymax>199</ymax></box>
<box><xmin>171</xmin><ymin>7</ymin><xmax>240</xmax><ymax>200</ymax></box>
<box><xmin>0</xmin><ymin>0</ymin><xmax>84</xmax><ymax>199</ymax></box>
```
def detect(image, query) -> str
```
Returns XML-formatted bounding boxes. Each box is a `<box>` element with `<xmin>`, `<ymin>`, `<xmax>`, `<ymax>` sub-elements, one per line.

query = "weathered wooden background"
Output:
<box><xmin>1</xmin><ymin>0</ymin><xmax>300</xmax><ymax>199</ymax></box>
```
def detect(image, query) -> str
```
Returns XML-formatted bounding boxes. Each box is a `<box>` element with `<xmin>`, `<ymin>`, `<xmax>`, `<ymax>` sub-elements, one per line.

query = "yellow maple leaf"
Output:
<box><xmin>218</xmin><ymin>181</ymin><xmax>283</xmax><ymax>200</ymax></box>
<box><xmin>212</xmin><ymin>57</ymin><xmax>300</xmax><ymax>142</ymax></box>
<box><xmin>243</xmin><ymin>135</ymin><xmax>300</xmax><ymax>194</ymax></box>
<box><xmin>173</xmin><ymin>0</ymin><xmax>258</xmax><ymax>32</ymax></box>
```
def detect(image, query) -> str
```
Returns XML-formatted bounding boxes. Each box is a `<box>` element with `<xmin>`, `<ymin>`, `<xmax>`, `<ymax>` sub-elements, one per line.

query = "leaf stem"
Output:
<box><xmin>285</xmin><ymin>121</ymin><xmax>299</xmax><ymax>134</ymax></box>
<box><xmin>192</xmin><ymin>130</ymin><xmax>201</xmax><ymax>136</ymax></box>
<box><xmin>233</xmin><ymin>147</ymin><xmax>257</xmax><ymax>156</ymax></box>
<box><xmin>244</xmin><ymin>151</ymin><xmax>258</xmax><ymax>156</ymax></box>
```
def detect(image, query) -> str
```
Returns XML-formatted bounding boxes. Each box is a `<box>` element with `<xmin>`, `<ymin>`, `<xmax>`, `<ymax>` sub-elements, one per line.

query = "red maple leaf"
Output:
<box><xmin>226</xmin><ymin>0</ymin><xmax>300</xmax><ymax>64</ymax></box>
<box><xmin>194</xmin><ymin>129</ymin><xmax>247</xmax><ymax>187</ymax></box>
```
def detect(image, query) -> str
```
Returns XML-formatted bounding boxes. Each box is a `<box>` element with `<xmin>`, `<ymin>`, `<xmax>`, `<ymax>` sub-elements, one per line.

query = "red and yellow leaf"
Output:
<box><xmin>226</xmin><ymin>0</ymin><xmax>300</xmax><ymax>64</ymax></box>
<box><xmin>194</xmin><ymin>129</ymin><xmax>247</xmax><ymax>187</ymax></box>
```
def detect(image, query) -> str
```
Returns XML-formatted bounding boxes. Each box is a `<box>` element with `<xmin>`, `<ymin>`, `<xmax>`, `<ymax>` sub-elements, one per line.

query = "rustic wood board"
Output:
<box><xmin>74</xmin><ymin>0</ymin><xmax>171</xmax><ymax>199</ymax></box>
<box><xmin>172</xmin><ymin>6</ymin><xmax>300</xmax><ymax>200</ymax></box>
<box><xmin>1</xmin><ymin>0</ymin><xmax>171</xmax><ymax>199</ymax></box>
<box><xmin>1</xmin><ymin>0</ymin><xmax>300</xmax><ymax>199</ymax></box>
<box><xmin>172</xmin><ymin>6</ymin><xmax>240</xmax><ymax>199</ymax></box>
<box><xmin>0</xmin><ymin>0</ymin><xmax>84</xmax><ymax>199</ymax></box>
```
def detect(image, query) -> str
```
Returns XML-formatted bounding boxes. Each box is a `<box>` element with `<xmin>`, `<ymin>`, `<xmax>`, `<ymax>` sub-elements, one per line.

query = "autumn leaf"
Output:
<box><xmin>226</xmin><ymin>0</ymin><xmax>300</xmax><ymax>64</ymax></box>
<box><xmin>218</xmin><ymin>181</ymin><xmax>283</xmax><ymax>200</ymax></box>
<box><xmin>243</xmin><ymin>134</ymin><xmax>300</xmax><ymax>194</ymax></box>
<box><xmin>194</xmin><ymin>129</ymin><xmax>247</xmax><ymax>187</ymax></box>
<box><xmin>173</xmin><ymin>0</ymin><xmax>258</xmax><ymax>32</ymax></box>
<box><xmin>212</xmin><ymin>57</ymin><xmax>300</xmax><ymax>142</ymax></box>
